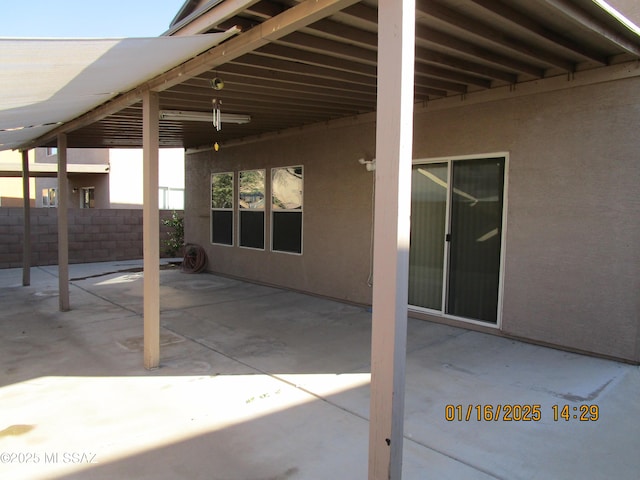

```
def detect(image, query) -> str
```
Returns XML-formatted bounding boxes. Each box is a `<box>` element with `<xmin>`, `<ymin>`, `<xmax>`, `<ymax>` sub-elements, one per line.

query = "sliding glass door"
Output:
<box><xmin>409</xmin><ymin>163</ymin><xmax>448</xmax><ymax>311</ymax></box>
<box><xmin>409</xmin><ymin>156</ymin><xmax>506</xmax><ymax>324</ymax></box>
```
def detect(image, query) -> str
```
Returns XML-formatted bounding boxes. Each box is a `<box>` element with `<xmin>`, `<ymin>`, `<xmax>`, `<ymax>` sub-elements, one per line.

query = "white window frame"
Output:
<box><xmin>238</xmin><ymin>169</ymin><xmax>266</xmax><ymax>251</ymax></box>
<box><xmin>270</xmin><ymin>165</ymin><xmax>304</xmax><ymax>255</ymax></box>
<box><xmin>210</xmin><ymin>172</ymin><xmax>234</xmax><ymax>247</ymax></box>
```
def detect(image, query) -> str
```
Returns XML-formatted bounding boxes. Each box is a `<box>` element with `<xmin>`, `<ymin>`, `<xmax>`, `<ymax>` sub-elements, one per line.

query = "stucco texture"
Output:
<box><xmin>186</xmin><ymin>76</ymin><xmax>640</xmax><ymax>362</ymax></box>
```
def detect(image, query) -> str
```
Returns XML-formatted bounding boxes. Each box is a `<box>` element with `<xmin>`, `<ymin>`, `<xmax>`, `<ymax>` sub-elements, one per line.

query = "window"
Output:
<box><xmin>211</xmin><ymin>172</ymin><xmax>234</xmax><ymax>246</ymax></box>
<box><xmin>42</xmin><ymin>188</ymin><xmax>57</xmax><ymax>207</ymax></box>
<box><xmin>46</xmin><ymin>147</ymin><xmax>57</xmax><ymax>156</ymax></box>
<box><xmin>239</xmin><ymin>170</ymin><xmax>265</xmax><ymax>249</ymax></box>
<box><xmin>80</xmin><ymin>187</ymin><xmax>95</xmax><ymax>208</ymax></box>
<box><xmin>271</xmin><ymin>166</ymin><xmax>303</xmax><ymax>254</ymax></box>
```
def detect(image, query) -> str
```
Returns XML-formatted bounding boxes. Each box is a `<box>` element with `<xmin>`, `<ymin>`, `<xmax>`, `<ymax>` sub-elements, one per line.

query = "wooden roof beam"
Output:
<box><xmin>21</xmin><ymin>0</ymin><xmax>361</xmax><ymax>149</ymax></box>
<box><xmin>415</xmin><ymin>24</ymin><xmax>545</xmax><ymax>78</ymax></box>
<box><xmin>257</xmin><ymin>43</ymin><xmax>376</xmax><ymax>75</ymax></box>
<box><xmin>414</xmin><ymin>75</ymin><xmax>467</xmax><ymax>94</ymax></box>
<box><xmin>470</xmin><ymin>0</ymin><xmax>608</xmax><ymax>64</ymax></box>
<box><xmin>167</xmin><ymin>0</ymin><xmax>261</xmax><ymax>36</ymax></box>
<box><xmin>414</xmin><ymin>62</ymin><xmax>491</xmax><ymax>89</ymax></box>
<box><xmin>218</xmin><ymin>61</ymin><xmax>377</xmax><ymax>94</ymax></box>
<box><xmin>276</xmin><ymin>31</ymin><xmax>377</xmax><ymax>64</ymax></box>
<box><xmin>416</xmin><ymin>46</ymin><xmax>518</xmax><ymax>84</ymax></box>
<box><xmin>302</xmin><ymin>19</ymin><xmax>378</xmax><ymax>50</ymax></box>
<box><xmin>416</xmin><ymin>0</ymin><xmax>575</xmax><ymax>71</ymax></box>
<box><xmin>236</xmin><ymin>52</ymin><xmax>376</xmax><ymax>86</ymax></box>
<box><xmin>542</xmin><ymin>0</ymin><xmax>640</xmax><ymax>57</ymax></box>
<box><xmin>178</xmin><ymin>73</ymin><xmax>376</xmax><ymax>102</ymax></box>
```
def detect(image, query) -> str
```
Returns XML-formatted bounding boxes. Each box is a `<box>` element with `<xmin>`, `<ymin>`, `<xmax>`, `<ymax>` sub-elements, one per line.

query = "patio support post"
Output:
<box><xmin>142</xmin><ymin>90</ymin><xmax>160</xmax><ymax>370</ymax></box>
<box><xmin>57</xmin><ymin>134</ymin><xmax>70</xmax><ymax>311</ymax></box>
<box><xmin>21</xmin><ymin>150</ymin><xmax>31</xmax><ymax>286</ymax></box>
<box><xmin>368</xmin><ymin>0</ymin><xmax>415</xmax><ymax>479</ymax></box>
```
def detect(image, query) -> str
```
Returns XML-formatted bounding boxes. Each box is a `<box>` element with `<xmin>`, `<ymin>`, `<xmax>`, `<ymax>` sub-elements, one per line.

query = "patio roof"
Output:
<box><xmin>8</xmin><ymin>0</ymin><xmax>640</xmax><ymax>151</ymax></box>
<box><xmin>0</xmin><ymin>32</ymin><xmax>237</xmax><ymax>151</ymax></box>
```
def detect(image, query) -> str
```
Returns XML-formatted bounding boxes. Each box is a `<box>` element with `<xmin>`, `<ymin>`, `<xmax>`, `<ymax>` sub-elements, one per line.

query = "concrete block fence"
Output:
<box><xmin>0</xmin><ymin>208</ymin><xmax>181</xmax><ymax>269</ymax></box>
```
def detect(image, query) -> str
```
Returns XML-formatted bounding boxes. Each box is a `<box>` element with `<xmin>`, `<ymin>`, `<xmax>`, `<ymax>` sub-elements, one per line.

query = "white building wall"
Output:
<box><xmin>109</xmin><ymin>148</ymin><xmax>184</xmax><ymax>209</ymax></box>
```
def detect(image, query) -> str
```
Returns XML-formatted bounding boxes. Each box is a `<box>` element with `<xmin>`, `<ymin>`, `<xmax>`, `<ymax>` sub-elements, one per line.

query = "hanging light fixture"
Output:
<box><xmin>212</xmin><ymin>99</ymin><xmax>222</xmax><ymax>131</ymax></box>
<box><xmin>158</xmin><ymin>110</ymin><xmax>251</xmax><ymax>124</ymax></box>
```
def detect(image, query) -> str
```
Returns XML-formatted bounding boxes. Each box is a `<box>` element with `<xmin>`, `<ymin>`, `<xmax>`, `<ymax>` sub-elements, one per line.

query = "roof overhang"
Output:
<box><xmin>2</xmin><ymin>0</ymin><xmax>640</xmax><ymax>152</ymax></box>
<box><xmin>0</xmin><ymin>31</ymin><xmax>238</xmax><ymax>151</ymax></box>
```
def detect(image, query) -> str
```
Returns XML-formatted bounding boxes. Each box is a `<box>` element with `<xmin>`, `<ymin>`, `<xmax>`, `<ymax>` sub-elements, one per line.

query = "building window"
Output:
<box><xmin>239</xmin><ymin>170</ymin><xmax>265</xmax><ymax>249</ymax></box>
<box><xmin>271</xmin><ymin>166</ymin><xmax>303</xmax><ymax>254</ymax></box>
<box><xmin>80</xmin><ymin>187</ymin><xmax>95</xmax><ymax>208</ymax></box>
<box><xmin>159</xmin><ymin>187</ymin><xmax>185</xmax><ymax>210</ymax></box>
<box><xmin>211</xmin><ymin>172</ymin><xmax>234</xmax><ymax>246</ymax></box>
<box><xmin>42</xmin><ymin>188</ymin><xmax>57</xmax><ymax>207</ymax></box>
<box><xmin>46</xmin><ymin>147</ymin><xmax>57</xmax><ymax>156</ymax></box>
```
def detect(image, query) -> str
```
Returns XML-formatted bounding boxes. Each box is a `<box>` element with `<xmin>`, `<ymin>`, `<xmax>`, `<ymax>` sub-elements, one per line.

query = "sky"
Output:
<box><xmin>1</xmin><ymin>0</ymin><xmax>187</xmax><ymax>38</ymax></box>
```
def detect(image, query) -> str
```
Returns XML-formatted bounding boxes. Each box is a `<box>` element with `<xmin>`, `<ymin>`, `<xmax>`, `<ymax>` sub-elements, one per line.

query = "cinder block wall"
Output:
<box><xmin>0</xmin><ymin>208</ymin><xmax>181</xmax><ymax>268</ymax></box>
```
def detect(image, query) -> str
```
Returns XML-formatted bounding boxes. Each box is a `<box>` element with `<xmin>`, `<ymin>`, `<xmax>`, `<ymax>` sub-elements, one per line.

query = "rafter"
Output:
<box><xmin>416</xmin><ymin>24</ymin><xmax>545</xmax><ymax>77</ymax></box>
<box><xmin>470</xmin><ymin>0</ymin><xmax>608</xmax><ymax>64</ymax></box>
<box><xmin>20</xmin><ymin>0</ymin><xmax>361</xmax><ymax>150</ymax></box>
<box><xmin>417</xmin><ymin>0</ymin><xmax>575</xmax><ymax>71</ymax></box>
<box><xmin>542</xmin><ymin>0</ymin><xmax>640</xmax><ymax>57</ymax></box>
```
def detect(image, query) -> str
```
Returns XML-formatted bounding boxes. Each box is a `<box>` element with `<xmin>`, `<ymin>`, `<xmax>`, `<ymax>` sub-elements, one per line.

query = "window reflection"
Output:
<box><xmin>272</xmin><ymin>166</ymin><xmax>303</xmax><ymax>210</ymax></box>
<box><xmin>239</xmin><ymin>170</ymin><xmax>265</xmax><ymax>209</ymax></box>
<box><xmin>211</xmin><ymin>172</ymin><xmax>233</xmax><ymax>209</ymax></box>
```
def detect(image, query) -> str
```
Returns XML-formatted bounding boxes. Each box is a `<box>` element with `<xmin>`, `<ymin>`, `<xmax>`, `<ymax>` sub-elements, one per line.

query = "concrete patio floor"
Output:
<box><xmin>0</xmin><ymin>261</ymin><xmax>638</xmax><ymax>480</ymax></box>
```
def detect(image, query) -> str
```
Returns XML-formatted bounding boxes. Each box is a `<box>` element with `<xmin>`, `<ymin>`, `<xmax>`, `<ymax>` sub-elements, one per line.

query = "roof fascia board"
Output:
<box><xmin>18</xmin><ymin>0</ymin><xmax>360</xmax><ymax>152</ymax></box>
<box><xmin>170</xmin><ymin>0</ymin><xmax>203</xmax><ymax>28</ymax></box>
<box><xmin>166</xmin><ymin>0</ymin><xmax>260</xmax><ymax>36</ymax></box>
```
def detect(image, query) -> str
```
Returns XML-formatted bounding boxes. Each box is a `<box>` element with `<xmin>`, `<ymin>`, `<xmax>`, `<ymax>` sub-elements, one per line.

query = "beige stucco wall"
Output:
<box><xmin>185</xmin><ymin>75</ymin><xmax>640</xmax><ymax>362</ymax></box>
<box><xmin>186</xmin><ymin>123</ymin><xmax>376</xmax><ymax>304</ymax></box>
<box><xmin>412</xmin><ymin>77</ymin><xmax>640</xmax><ymax>362</ymax></box>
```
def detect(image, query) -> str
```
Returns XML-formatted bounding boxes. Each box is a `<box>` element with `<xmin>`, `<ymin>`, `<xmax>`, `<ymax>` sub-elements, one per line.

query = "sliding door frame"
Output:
<box><xmin>410</xmin><ymin>152</ymin><xmax>510</xmax><ymax>329</ymax></box>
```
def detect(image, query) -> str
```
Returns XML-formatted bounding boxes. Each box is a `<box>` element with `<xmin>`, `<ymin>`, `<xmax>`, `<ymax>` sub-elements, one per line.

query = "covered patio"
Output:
<box><xmin>2</xmin><ymin>1</ymin><xmax>640</xmax><ymax>477</ymax></box>
<box><xmin>0</xmin><ymin>261</ymin><xmax>638</xmax><ymax>479</ymax></box>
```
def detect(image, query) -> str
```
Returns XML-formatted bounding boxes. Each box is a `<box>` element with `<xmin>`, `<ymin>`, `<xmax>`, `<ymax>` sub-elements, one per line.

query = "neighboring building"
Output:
<box><xmin>34</xmin><ymin>147</ymin><xmax>110</xmax><ymax>209</ymax></box>
<box><xmin>0</xmin><ymin>150</ymin><xmax>35</xmax><ymax>207</ymax></box>
<box><xmin>108</xmin><ymin>148</ymin><xmax>185</xmax><ymax>209</ymax></box>
<box><xmin>0</xmin><ymin>148</ymin><xmax>184</xmax><ymax>210</ymax></box>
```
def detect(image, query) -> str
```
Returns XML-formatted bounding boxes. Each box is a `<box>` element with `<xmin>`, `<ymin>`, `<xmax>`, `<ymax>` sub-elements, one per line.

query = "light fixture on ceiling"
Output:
<box><xmin>212</xmin><ymin>99</ymin><xmax>222</xmax><ymax>131</ymax></box>
<box><xmin>158</xmin><ymin>110</ymin><xmax>251</xmax><ymax>125</ymax></box>
<box><xmin>211</xmin><ymin>77</ymin><xmax>224</xmax><ymax>90</ymax></box>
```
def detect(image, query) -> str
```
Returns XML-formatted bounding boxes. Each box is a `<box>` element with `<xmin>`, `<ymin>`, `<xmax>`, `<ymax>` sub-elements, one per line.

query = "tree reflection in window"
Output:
<box><xmin>211</xmin><ymin>172</ymin><xmax>233</xmax><ymax>209</ymax></box>
<box><xmin>239</xmin><ymin>170</ymin><xmax>265</xmax><ymax>209</ymax></box>
<box><xmin>239</xmin><ymin>170</ymin><xmax>265</xmax><ymax>249</ymax></box>
<box><xmin>272</xmin><ymin>166</ymin><xmax>303</xmax><ymax>254</ymax></box>
<box><xmin>211</xmin><ymin>172</ymin><xmax>233</xmax><ymax>245</ymax></box>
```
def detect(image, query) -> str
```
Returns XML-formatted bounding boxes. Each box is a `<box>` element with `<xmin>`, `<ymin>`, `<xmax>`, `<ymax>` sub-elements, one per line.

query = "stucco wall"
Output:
<box><xmin>185</xmin><ymin>76</ymin><xmax>640</xmax><ymax>362</ymax></box>
<box><xmin>412</xmin><ymin>77</ymin><xmax>640</xmax><ymax>362</ymax></box>
<box><xmin>186</xmin><ymin>123</ymin><xmax>376</xmax><ymax>304</ymax></box>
